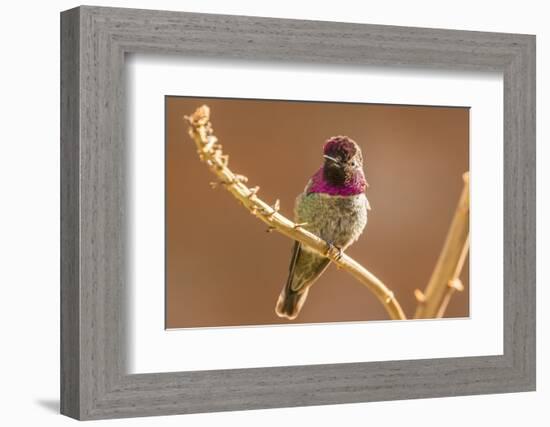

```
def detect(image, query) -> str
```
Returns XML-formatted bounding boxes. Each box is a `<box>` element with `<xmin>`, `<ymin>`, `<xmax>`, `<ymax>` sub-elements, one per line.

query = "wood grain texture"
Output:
<box><xmin>60</xmin><ymin>5</ymin><xmax>536</xmax><ymax>420</ymax></box>
<box><xmin>60</xmin><ymin>7</ymin><xmax>81</xmax><ymax>419</ymax></box>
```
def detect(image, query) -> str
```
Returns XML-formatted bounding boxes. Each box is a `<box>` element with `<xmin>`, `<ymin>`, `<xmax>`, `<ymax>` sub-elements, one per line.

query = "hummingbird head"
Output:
<box><xmin>322</xmin><ymin>136</ymin><xmax>367</xmax><ymax>188</ymax></box>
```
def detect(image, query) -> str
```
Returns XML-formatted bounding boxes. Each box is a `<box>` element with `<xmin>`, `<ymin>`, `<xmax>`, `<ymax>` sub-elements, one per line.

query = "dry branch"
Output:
<box><xmin>184</xmin><ymin>105</ymin><xmax>407</xmax><ymax>321</ymax></box>
<box><xmin>414</xmin><ymin>173</ymin><xmax>470</xmax><ymax>319</ymax></box>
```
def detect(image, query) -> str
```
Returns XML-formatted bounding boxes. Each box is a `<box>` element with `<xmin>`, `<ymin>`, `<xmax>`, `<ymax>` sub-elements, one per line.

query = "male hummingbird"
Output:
<box><xmin>275</xmin><ymin>136</ymin><xmax>370</xmax><ymax>320</ymax></box>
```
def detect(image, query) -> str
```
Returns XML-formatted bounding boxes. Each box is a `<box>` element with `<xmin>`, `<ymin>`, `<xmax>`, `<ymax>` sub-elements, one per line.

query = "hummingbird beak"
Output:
<box><xmin>323</xmin><ymin>155</ymin><xmax>340</xmax><ymax>165</ymax></box>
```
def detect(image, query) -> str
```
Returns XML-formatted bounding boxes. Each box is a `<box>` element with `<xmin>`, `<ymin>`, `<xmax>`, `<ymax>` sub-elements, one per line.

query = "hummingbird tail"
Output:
<box><xmin>275</xmin><ymin>287</ymin><xmax>310</xmax><ymax>320</ymax></box>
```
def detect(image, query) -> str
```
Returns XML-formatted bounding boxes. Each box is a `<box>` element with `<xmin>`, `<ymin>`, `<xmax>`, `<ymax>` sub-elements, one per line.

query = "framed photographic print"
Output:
<box><xmin>60</xmin><ymin>5</ymin><xmax>535</xmax><ymax>420</ymax></box>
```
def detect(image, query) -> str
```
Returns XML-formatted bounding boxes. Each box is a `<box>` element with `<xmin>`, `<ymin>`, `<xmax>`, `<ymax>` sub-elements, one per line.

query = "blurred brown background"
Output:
<box><xmin>165</xmin><ymin>97</ymin><xmax>469</xmax><ymax>329</ymax></box>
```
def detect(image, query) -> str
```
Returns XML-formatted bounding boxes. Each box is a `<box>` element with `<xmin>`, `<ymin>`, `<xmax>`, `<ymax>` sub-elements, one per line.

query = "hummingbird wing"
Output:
<box><xmin>286</xmin><ymin>241</ymin><xmax>330</xmax><ymax>293</ymax></box>
<box><xmin>288</xmin><ymin>184</ymin><xmax>331</xmax><ymax>292</ymax></box>
<box><xmin>275</xmin><ymin>241</ymin><xmax>330</xmax><ymax>319</ymax></box>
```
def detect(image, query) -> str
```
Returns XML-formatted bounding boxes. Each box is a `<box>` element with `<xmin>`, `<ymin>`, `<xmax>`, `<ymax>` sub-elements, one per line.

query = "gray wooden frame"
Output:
<box><xmin>60</xmin><ymin>5</ymin><xmax>536</xmax><ymax>420</ymax></box>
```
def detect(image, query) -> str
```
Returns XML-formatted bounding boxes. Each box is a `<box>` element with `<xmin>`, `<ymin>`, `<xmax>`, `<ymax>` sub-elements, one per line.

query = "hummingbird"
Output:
<box><xmin>275</xmin><ymin>136</ymin><xmax>370</xmax><ymax>320</ymax></box>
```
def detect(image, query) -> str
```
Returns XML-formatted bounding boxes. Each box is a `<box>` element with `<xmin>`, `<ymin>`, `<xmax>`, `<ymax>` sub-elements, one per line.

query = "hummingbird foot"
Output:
<box><xmin>325</xmin><ymin>242</ymin><xmax>344</xmax><ymax>261</ymax></box>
